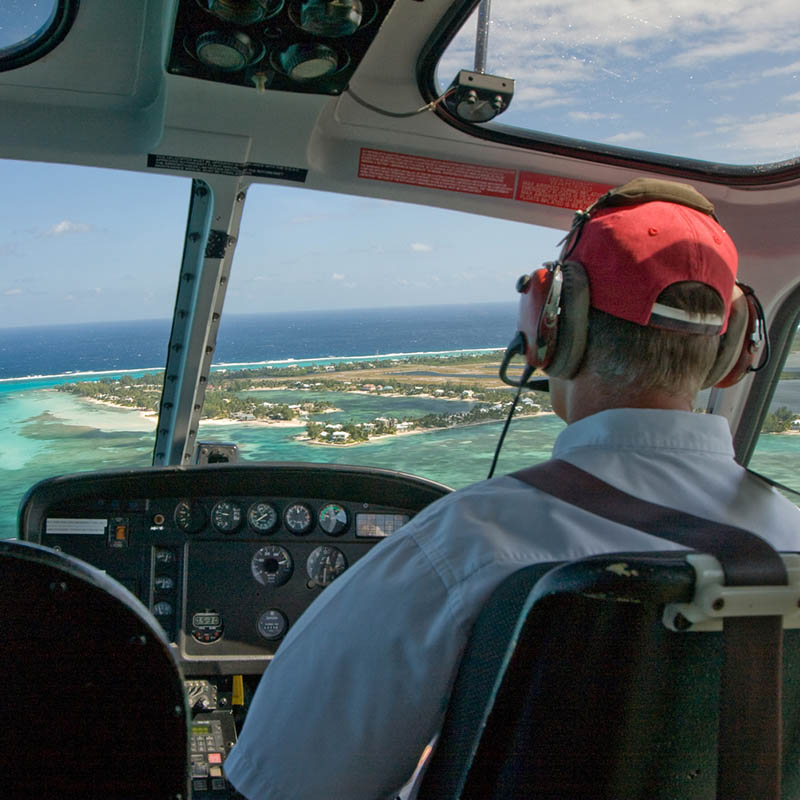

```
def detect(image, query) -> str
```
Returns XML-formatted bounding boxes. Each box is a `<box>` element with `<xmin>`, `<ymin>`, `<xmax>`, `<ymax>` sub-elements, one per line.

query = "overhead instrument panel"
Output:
<box><xmin>18</xmin><ymin>463</ymin><xmax>450</xmax><ymax>675</ymax></box>
<box><xmin>168</xmin><ymin>0</ymin><xmax>399</xmax><ymax>96</ymax></box>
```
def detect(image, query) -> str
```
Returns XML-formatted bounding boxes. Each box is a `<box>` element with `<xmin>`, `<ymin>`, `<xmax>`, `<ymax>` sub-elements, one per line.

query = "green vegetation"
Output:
<box><xmin>303</xmin><ymin>392</ymin><xmax>551</xmax><ymax>445</ymax></box>
<box><xmin>59</xmin><ymin>374</ymin><xmax>162</xmax><ymax>412</ymax></box>
<box><xmin>57</xmin><ymin>371</ymin><xmax>336</xmax><ymax>423</ymax></box>
<box><xmin>55</xmin><ymin>353</ymin><xmax>553</xmax><ymax>444</ymax></box>
<box><xmin>761</xmin><ymin>406</ymin><xmax>799</xmax><ymax>433</ymax></box>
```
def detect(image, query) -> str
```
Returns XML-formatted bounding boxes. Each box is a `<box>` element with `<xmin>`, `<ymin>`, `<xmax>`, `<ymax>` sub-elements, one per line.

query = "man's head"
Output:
<box><xmin>517</xmin><ymin>179</ymin><xmax>746</xmax><ymax>422</ymax></box>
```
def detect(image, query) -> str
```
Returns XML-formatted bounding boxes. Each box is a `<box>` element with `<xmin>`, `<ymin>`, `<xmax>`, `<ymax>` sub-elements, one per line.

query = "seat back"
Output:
<box><xmin>419</xmin><ymin>553</ymin><xmax>800</xmax><ymax>800</ymax></box>
<box><xmin>0</xmin><ymin>540</ymin><xmax>189</xmax><ymax>799</ymax></box>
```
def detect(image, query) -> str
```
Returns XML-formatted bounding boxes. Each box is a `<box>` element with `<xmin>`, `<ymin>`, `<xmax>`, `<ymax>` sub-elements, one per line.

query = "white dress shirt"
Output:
<box><xmin>225</xmin><ymin>408</ymin><xmax>800</xmax><ymax>800</ymax></box>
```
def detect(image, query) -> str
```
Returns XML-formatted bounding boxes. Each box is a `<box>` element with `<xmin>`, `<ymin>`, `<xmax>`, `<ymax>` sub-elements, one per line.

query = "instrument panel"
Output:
<box><xmin>19</xmin><ymin>463</ymin><xmax>450</xmax><ymax>675</ymax></box>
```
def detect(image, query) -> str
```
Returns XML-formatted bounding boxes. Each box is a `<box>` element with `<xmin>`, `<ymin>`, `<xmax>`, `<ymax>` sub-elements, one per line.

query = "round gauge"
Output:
<box><xmin>153</xmin><ymin>601</ymin><xmax>174</xmax><ymax>617</ymax></box>
<box><xmin>284</xmin><ymin>503</ymin><xmax>314</xmax><ymax>535</ymax></box>
<box><xmin>251</xmin><ymin>545</ymin><xmax>293</xmax><ymax>587</ymax></box>
<box><xmin>248</xmin><ymin>502</ymin><xmax>279</xmax><ymax>534</ymax></box>
<box><xmin>154</xmin><ymin>576</ymin><xmax>174</xmax><ymax>591</ymax></box>
<box><xmin>318</xmin><ymin>503</ymin><xmax>349</xmax><ymax>536</ymax></box>
<box><xmin>154</xmin><ymin>548</ymin><xmax>175</xmax><ymax>565</ymax></box>
<box><xmin>174</xmin><ymin>500</ymin><xmax>207</xmax><ymax>533</ymax></box>
<box><xmin>211</xmin><ymin>500</ymin><xmax>243</xmax><ymax>533</ymax></box>
<box><xmin>257</xmin><ymin>609</ymin><xmax>288</xmax><ymax>640</ymax></box>
<box><xmin>306</xmin><ymin>545</ymin><xmax>347</xmax><ymax>587</ymax></box>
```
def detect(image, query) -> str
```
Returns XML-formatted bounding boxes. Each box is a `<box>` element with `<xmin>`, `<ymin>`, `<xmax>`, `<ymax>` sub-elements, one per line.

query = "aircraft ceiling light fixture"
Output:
<box><xmin>295</xmin><ymin>0</ymin><xmax>363</xmax><ymax>37</ymax></box>
<box><xmin>278</xmin><ymin>42</ymin><xmax>339</xmax><ymax>80</ymax></box>
<box><xmin>170</xmin><ymin>0</ymin><xmax>391</xmax><ymax>95</ymax></box>
<box><xmin>199</xmin><ymin>0</ymin><xmax>282</xmax><ymax>25</ymax></box>
<box><xmin>193</xmin><ymin>30</ymin><xmax>264</xmax><ymax>71</ymax></box>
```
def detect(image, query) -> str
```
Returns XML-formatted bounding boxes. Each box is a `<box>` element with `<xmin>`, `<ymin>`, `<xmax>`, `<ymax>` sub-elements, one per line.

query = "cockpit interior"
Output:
<box><xmin>2</xmin><ymin>0</ymin><xmax>800</xmax><ymax>797</ymax></box>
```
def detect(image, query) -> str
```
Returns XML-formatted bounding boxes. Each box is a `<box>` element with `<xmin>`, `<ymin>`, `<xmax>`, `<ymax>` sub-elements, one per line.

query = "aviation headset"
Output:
<box><xmin>514</xmin><ymin>178</ymin><xmax>768</xmax><ymax>390</ymax></box>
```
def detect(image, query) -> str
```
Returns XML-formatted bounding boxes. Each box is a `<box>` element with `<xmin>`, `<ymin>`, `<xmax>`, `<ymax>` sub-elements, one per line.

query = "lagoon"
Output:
<box><xmin>2</xmin><ymin>370</ymin><xmax>799</xmax><ymax>539</ymax></box>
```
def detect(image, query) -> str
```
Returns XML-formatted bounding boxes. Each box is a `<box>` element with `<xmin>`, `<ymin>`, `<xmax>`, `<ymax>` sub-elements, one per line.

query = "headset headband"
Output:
<box><xmin>560</xmin><ymin>178</ymin><xmax>719</xmax><ymax>265</ymax></box>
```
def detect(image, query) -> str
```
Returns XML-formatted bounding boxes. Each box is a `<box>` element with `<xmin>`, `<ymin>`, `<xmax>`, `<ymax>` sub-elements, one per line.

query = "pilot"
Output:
<box><xmin>224</xmin><ymin>180</ymin><xmax>800</xmax><ymax>800</ymax></box>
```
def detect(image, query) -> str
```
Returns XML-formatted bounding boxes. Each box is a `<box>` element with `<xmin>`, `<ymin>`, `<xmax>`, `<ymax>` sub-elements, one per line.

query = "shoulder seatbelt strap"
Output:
<box><xmin>511</xmin><ymin>458</ymin><xmax>787</xmax><ymax>800</ymax></box>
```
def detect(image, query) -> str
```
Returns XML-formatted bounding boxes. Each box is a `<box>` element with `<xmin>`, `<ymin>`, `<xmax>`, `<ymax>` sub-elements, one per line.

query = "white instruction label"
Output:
<box><xmin>46</xmin><ymin>518</ymin><xmax>107</xmax><ymax>535</ymax></box>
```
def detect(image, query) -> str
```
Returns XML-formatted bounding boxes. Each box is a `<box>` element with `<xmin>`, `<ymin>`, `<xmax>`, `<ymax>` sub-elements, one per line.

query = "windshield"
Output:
<box><xmin>0</xmin><ymin>167</ymin><xmax>568</xmax><ymax>538</ymax></box>
<box><xmin>437</xmin><ymin>0</ymin><xmax>800</xmax><ymax>166</ymax></box>
<box><xmin>186</xmin><ymin>183</ymin><xmax>563</xmax><ymax>483</ymax></box>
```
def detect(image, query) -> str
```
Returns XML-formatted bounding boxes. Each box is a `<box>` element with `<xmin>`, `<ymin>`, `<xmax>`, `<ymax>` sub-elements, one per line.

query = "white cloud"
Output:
<box><xmin>568</xmin><ymin>111</ymin><xmax>619</xmax><ymax>121</ymax></box>
<box><xmin>331</xmin><ymin>272</ymin><xmax>345</xmax><ymax>280</ymax></box>
<box><xmin>709</xmin><ymin>111</ymin><xmax>800</xmax><ymax>157</ymax></box>
<box><xmin>46</xmin><ymin>220</ymin><xmax>92</xmax><ymax>236</ymax></box>
<box><xmin>781</xmin><ymin>91</ymin><xmax>800</xmax><ymax>103</ymax></box>
<box><xmin>3</xmin><ymin>288</ymin><xmax>22</xmax><ymax>296</ymax></box>
<box><xmin>763</xmin><ymin>60</ymin><xmax>800</xmax><ymax>77</ymax></box>
<box><xmin>410</xmin><ymin>243</ymin><xmax>433</xmax><ymax>252</ymax></box>
<box><xmin>604</xmin><ymin>131</ymin><xmax>646</xmax><ymax>144</ymax></box>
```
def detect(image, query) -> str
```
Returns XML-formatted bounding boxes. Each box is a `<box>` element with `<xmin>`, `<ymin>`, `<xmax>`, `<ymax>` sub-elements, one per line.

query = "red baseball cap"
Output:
<box><xmin>569</xmin><ymin>199</ymin><xmax>738</xmax><ymax>334</ymax></box>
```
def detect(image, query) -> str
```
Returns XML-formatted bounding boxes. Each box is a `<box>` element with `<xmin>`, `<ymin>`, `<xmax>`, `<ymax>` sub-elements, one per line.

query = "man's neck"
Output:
<box><xmin>560</xmin><ymin>374</ymin><xmax>695</xmax><ymax>424</ymax></box>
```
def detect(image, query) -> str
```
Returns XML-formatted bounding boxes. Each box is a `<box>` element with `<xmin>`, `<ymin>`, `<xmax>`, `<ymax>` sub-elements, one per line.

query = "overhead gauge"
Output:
<box><xmin>174</xmin><ymin>500</ymin><xmax>207</xmax><ymax>534</ymax></box>
<box><xmin>284</xmin><ymin>503</ymin><xmax>314</xmax><ymax>535</ymax></box>
<box><xmin>318</xmin><ymin>503</ymin><xmax>348</xmax><ymax>536</ymax></box>
<box><xmin>306</xmin><ymin>545</ymin><xmax>347</xmax><ymax>587</ymax></box>
<box><xmin>211</xmin><ymin>500</ymin><xmax>243</xmax><ymax>533</ymax></box>
<box><xmin>251</xmin><ymin>545</ymin><xmax>293</xmax><ymax>587</ymax></box>
<box><xmin>248</xmin><ymin>502</ymin><xmax>279</xmax><ymax>534</ymax></box>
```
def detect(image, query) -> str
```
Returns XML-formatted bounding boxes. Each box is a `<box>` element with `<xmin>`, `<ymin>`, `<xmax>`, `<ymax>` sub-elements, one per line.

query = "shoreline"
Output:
<box><xmin>297</xmin><ymin>411</ymin><xmax>556</xmax><ymax>447</ymax></box>
<box><xmin>77</xmin><ymin>396</ymin><xmax>307</xmax><ymax>429</ymax></box>
<box><xmin>1</xmin><ymin>346</ymin><xmax>506</xmax><ymax>385</ymax></box>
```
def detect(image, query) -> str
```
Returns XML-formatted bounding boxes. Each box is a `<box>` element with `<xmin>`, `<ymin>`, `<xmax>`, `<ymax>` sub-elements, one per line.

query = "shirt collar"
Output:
<box><xmin>552</xmin><ymin>408</ymin><xmax>735</xmax><ymax>458</ymax></box>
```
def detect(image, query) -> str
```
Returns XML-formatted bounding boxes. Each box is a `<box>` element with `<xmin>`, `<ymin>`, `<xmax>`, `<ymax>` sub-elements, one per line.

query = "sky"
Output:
<box><xmin>0</xmin><ymin>160</ymin><xmax>560</xmax><ymax>328</ymax></box>
<box><xmin>441</xmin><ymin>0</ymin><xmax>800</xmax><ymax>165</ymax></box>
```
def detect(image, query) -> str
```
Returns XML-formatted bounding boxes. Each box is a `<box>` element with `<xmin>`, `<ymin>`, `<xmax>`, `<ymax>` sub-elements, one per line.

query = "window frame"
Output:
<box><xmin>734</xmin><ymin>284</ymin><xmax>800</xmax><ymax>465</ymax></box>
<box><xmin>416</xmin><ymin>0</ymin><xmax>800</xmax><ymax>186</ymax></box>
<box><xmin>0</xmin><ymin>0</ymin><xmax>80</xmax><ymax>73</ymax></box>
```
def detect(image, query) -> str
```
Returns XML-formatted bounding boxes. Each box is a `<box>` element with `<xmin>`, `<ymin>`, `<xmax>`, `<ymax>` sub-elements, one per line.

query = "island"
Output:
<box><xmin>56</xmin><ymin>352</ymin><xmax>553</xmax><ymax>444</ymax></box>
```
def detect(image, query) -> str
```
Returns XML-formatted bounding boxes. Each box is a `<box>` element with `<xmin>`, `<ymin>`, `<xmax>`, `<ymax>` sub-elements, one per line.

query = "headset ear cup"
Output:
<box><xmin>702</xmin><ymin>286</ymin><xmax>751</xmax><ymax>389</ymax></box>
<box><xmin>546</xmin><ymin>260</ymin><xmax>590</xmax><ymax>379</ymax></box>
<box><xmin>519</xmin><ymin>267</ymin><xmax>556</xmax><ymax>370</ymax></box>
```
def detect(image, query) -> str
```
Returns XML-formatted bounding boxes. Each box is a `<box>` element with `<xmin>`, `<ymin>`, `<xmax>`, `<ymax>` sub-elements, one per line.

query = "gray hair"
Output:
<box><xmin>583</xmin><ymin>282</ymin><xmax>726</xmax><ymax>398</ymax></box>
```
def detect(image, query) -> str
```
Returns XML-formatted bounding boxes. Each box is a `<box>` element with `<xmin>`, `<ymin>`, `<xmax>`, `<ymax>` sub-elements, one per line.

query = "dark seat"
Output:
<box><xmin>0</xmin><ymin>540</ymin><xmax>189</xmax><ymax>799</ymax></box>
<box><xmin>418</xmin><ymin>553</ymin><xmax>800</xmax><ymax>800</ymax></box>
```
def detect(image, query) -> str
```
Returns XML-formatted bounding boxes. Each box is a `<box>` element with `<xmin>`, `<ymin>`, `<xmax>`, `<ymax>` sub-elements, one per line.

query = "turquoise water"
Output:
<box><xmin>0</xmin><ymin>377</ymin><xmax>565</xmax><ymax>539</ymax></box>
<box><xmin>3</xmin><ymin>371</ymin><xmax>800</xmax><ymax>539</ymax></box>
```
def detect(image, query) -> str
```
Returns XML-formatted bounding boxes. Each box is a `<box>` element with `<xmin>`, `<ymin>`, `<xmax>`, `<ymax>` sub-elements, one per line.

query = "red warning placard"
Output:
<box><xmin>358</xmin><ymin>148</ymin><xmax>516</xmax><ymax>199</ymax></box>
<box><xmin>516</xmin><ymin>172</ymin><xmax>613</xmax><ymax>210</ymax></box>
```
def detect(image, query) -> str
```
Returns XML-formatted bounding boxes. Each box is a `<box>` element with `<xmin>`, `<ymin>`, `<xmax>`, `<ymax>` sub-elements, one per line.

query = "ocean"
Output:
<box><xmin>0</xmin><ymin>303</ymin><xmax>520</xmax><ymax>380</ymax></box>
<box><xmin>0</xmin><ymin>302</ymin><xmax>798</xmax><ymax>539</ymax></box>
